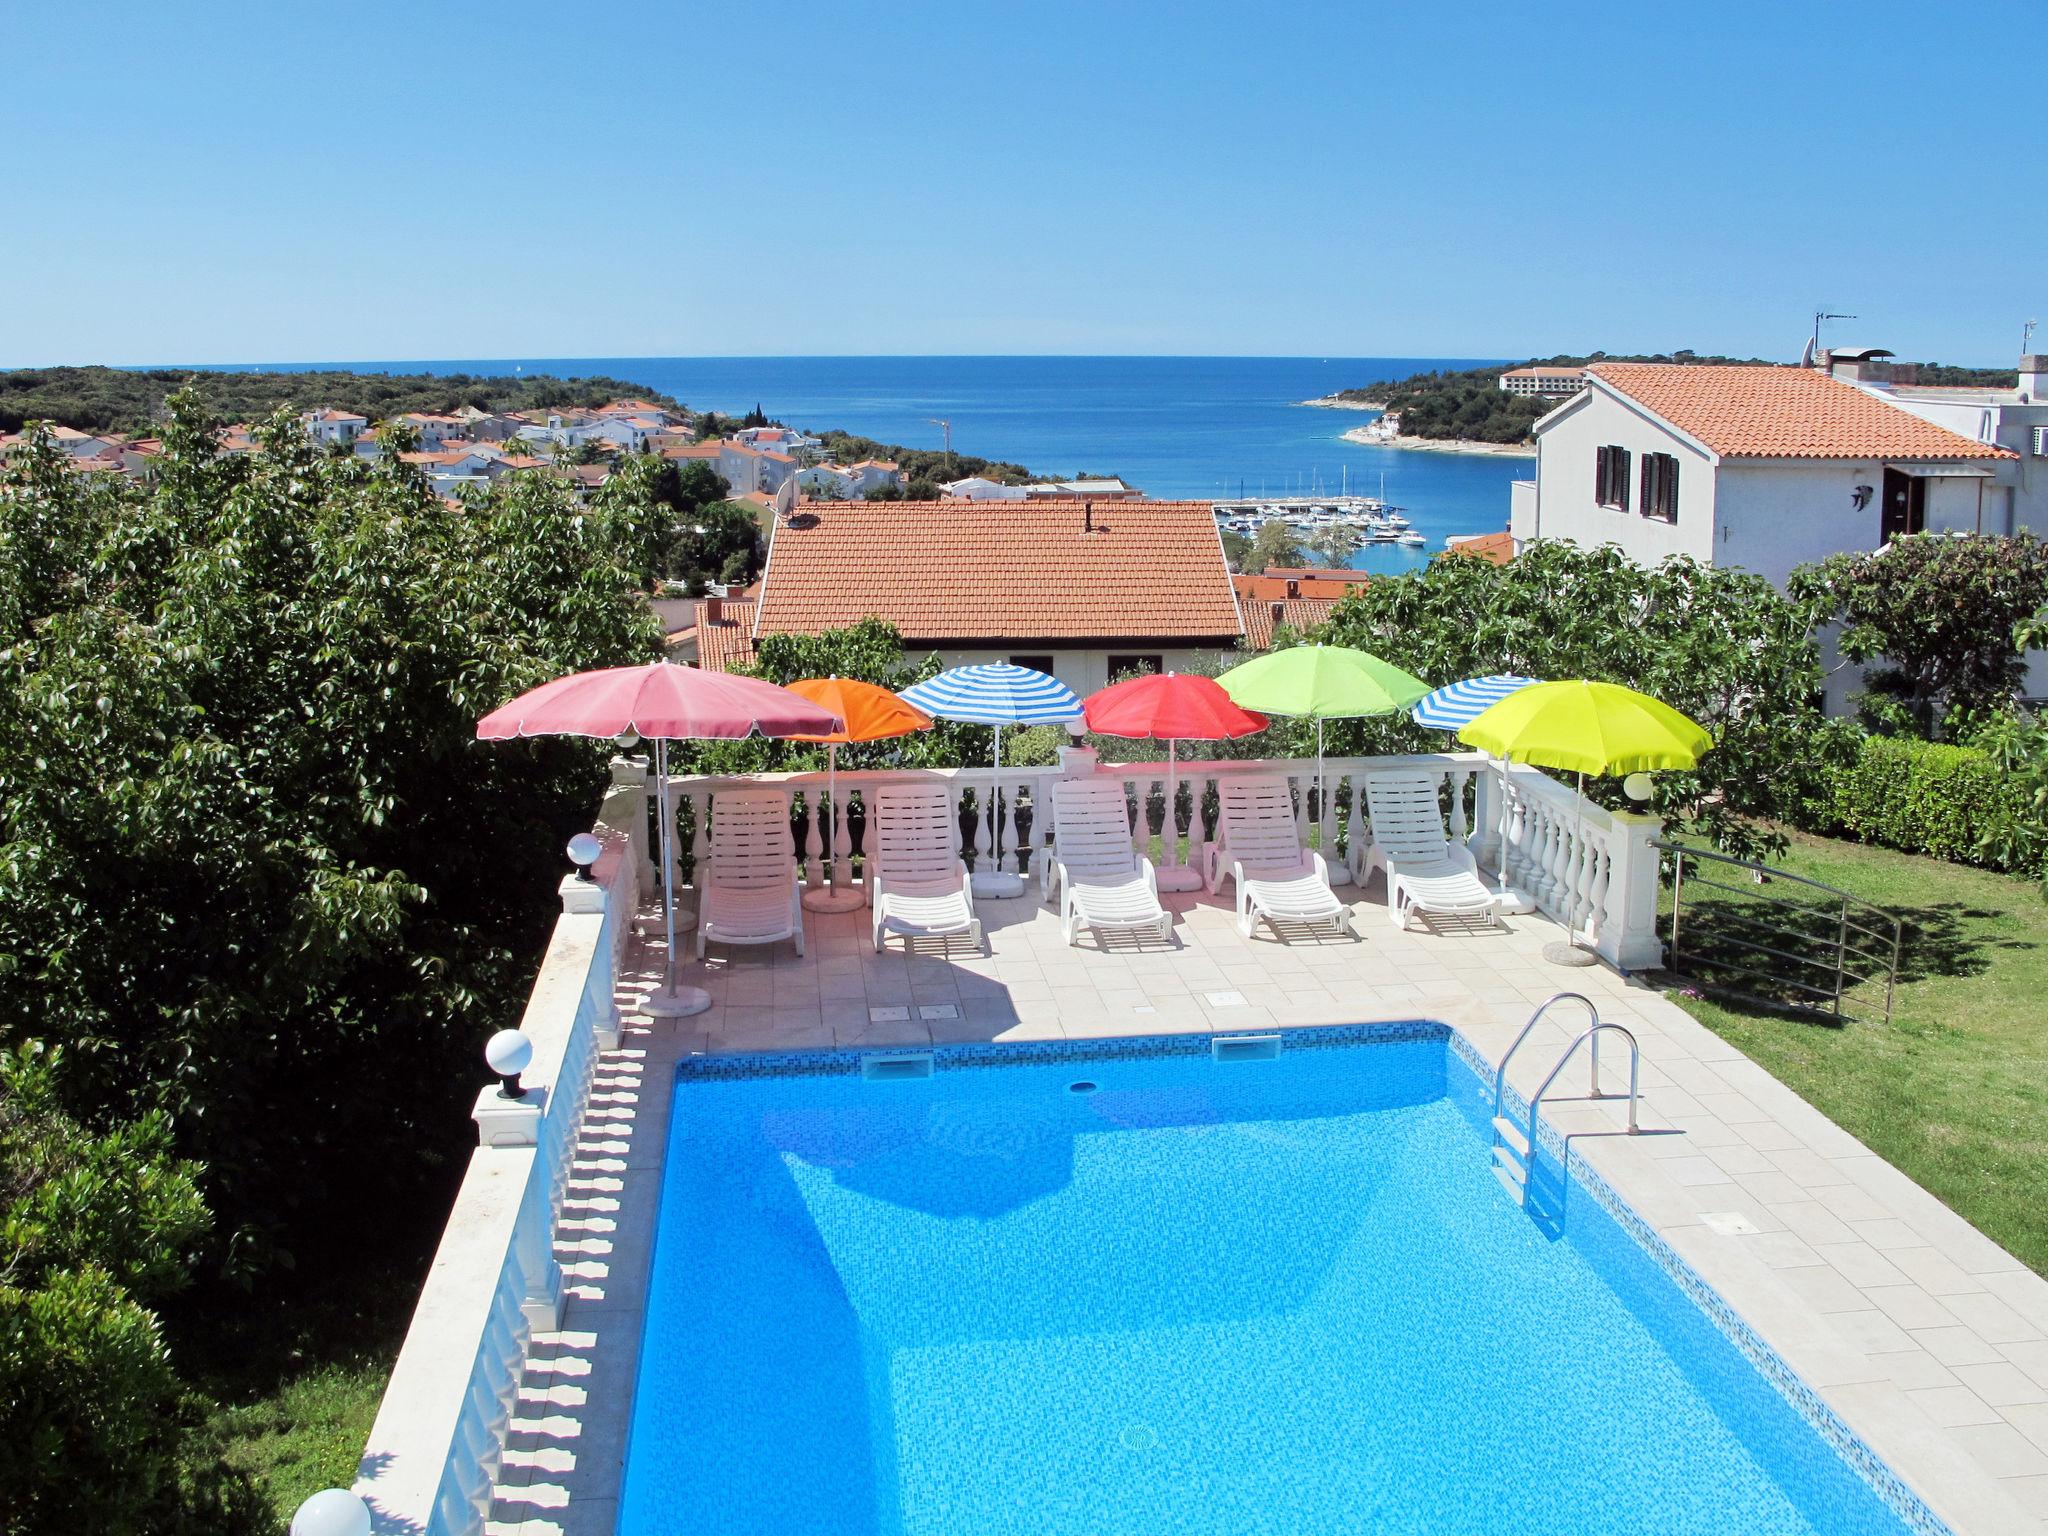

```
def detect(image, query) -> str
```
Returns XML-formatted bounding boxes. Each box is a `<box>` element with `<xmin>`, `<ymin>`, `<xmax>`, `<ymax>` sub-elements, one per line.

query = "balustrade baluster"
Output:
<box><xmin>1583</xmin><ymin>831</ymin><xmax>1609</xmax><ymax>940</ymax></box>
<box><xmin>951</xmin><ymin>781</ymin><xmax>975</xmax><ymax>870</ymax></box>
<box><xmin>1004</xmin><ymin>777</ymin><xmax>1025</xmax><ymax>878</ymax></box>
<box><xmin>832</xmin><ymin>785</ymin><xmax>854</xmax><ymax>886</ymax></box>
<box><xmin>800</xmin><ymin>789</ymin><xmax>824</xmax><ymax>886</ymax></box>
<box><xmin>1185</xmin><ymin>774</ymin><xmax>1208</xmax><ymax>882</ymax></box>
<box><xmin>1292</xmin><ymin>770</ymin><xmax>1310</xmax><ymax>847</ymax></box>
<box><xmin>1447</xmin><ymin>768</ymin><xmax>1471</xmax><ymax>840</ymax></box>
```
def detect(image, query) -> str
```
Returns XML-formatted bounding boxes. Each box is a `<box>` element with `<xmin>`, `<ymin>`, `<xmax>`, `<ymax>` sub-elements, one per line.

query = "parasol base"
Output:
<box><xmin>1542</xmin><ymin>940</ymin><xmax>1600</xmax><ymax>969</ymax></box>
<box><xmin>1154</xmin><ymin>865</ymin><xmax>1205</xmax><ymax>893</ymax></box>
<box><xmin>1495</xmin><ymin>887</ymin><xmax>1537</xmax><ymax>916</ymax></box>
<box><xmin>1327</xmin><ymin>864</ymin><xmax>1355</xmax><ymax>888</ymax></box>
<box><xmin>802</xmin><ymin>884</ymin><xmax>867</xmax><ymax>913</ymax></box>
<box><xmin>643</xmin><ymin>983</ymin><xmax>713</xmax><ymax>1018</ymax></box>
<box><xmin>971</xmin><ymin>870</ymin><xmax>1029</xmax><ymax>900</ymax></box>
<box><xmin>635</xmin><ymin>906</ymin><xmax>695</xmax><ymax>933</ymax></box>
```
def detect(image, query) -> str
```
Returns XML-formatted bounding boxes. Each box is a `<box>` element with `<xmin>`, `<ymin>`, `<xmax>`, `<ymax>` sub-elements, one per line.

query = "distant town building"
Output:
<box><xmin>1021</xmin><ymin>477</ymin><xmax>1143</xmax><ymax>500</ymax></box>
<box><xmin>941</xmin><ymin>475</ymin><xmax>1027</xmax><ymax>501</ymax></box>
<box><xmin>302</xmin><ymin>408</ymin><xmax>368</xmax><ymax>446</ymax></box>
<box><xmin>1497</xmin><ymin>366</ymin><xmax>1588</xmax><ymax>398</ymax></box>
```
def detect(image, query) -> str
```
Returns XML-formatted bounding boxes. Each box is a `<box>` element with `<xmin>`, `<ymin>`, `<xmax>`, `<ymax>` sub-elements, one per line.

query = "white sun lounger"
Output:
<box><xmin>868</xmin><ymin>782</ymin><xmax>981</xmax><ymax>953</ymax></box>
<box><xmin>1205</xmin><ymin>775</ymin><xmax>1353</xmax><ymax>940</ymax></box>
<box><xmin>1357</xmin><ymin>770</ymin><xmax>1503</xmax><ymax>931</ymax></box>
<box><xmin>1048</xmin><ymin>778</ymin><xmax>1172</xmax><ymax>947</ymax></box>
<box><xmin>696</xmin><ymin>787</ymin><xmax>805</xmax><ymax>957</ymax></box>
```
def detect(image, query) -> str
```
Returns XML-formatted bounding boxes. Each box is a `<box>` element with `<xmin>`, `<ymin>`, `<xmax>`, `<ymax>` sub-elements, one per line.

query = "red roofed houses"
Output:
<box><xmin>1512</xmin><ymin>362</ymin><xmax>2016</xmax><ymax>589</ymax></box>
<box><xmin>680</xmin><ymin>500</ymin><xmax>1253</xmax><ymax>690</ymax></box>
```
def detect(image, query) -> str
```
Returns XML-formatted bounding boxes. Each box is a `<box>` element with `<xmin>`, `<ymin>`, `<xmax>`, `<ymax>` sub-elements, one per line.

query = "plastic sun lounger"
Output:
<box><xmin>696</xmin><ymin>787</ymin><xmax>805</xmax><ymax>957</ymax></box>
<box><xmin>1358</xmin><ymin>770</ymin><xmax>1503</xmax><ymax>931</ymax></box>
<box><xmin>1204</xmin><ymin>775</ymin><xmax>1353</xmax><ymax>940</ymax></box>
<box><xmin>1048</xmin><ymin>777</ymin><xmax>1171</xmax><ymax>947</ymax></box>
<box><xmin>868</xmin><ymin>782</ymin><xmax>981</xmax><ymax>953</ymax></box>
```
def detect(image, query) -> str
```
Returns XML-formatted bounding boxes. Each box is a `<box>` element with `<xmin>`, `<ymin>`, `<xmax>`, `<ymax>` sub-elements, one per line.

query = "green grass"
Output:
<box><xmin>1662</xmin><ymin>826</ymin><xmax>2048</xmax><ymax>1274</ymax></box>
<box><xmin>186</xmin><ymin>1362</ymin><xmax>388</xmax><ymax>1529</ymax></box>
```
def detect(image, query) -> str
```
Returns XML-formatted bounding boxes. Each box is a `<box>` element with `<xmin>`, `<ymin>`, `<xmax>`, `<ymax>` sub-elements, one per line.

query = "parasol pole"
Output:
<box><xmin>644</xmin><ymin>734</ymin><xmax>715</xmax><ymax>1015</ymax></box>
<box><xmin>1544</xmin><ymin>767</ymin><xmax>1598</xmax><ymax>969</ymax></box>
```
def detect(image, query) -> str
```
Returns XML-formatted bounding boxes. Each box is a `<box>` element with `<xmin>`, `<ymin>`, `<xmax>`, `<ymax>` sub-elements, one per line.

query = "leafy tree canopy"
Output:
<box><xmin>1318</xmin><ymin>540</ymin><xmax>1840</xmax><ymax>859</ymax></box>
<box><xmin>1790</xmin><ymin>533</ymin><xmax>2048</xmax><ymax>734</ymax></box>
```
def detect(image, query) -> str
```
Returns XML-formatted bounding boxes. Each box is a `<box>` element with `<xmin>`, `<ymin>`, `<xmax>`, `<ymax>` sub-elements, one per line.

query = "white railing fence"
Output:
<box><xmin>645</xmin><ymin>749</ymin><xmax>1662</xmax><ymax>970</ymax></box>
<box><xmin>350</xmin><ymin>797</ymin><xmax>633</xmax><ymax>1536</ymax></box>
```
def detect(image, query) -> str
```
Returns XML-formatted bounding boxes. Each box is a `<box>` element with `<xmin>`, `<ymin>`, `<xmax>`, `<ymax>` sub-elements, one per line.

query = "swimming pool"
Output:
<box><xmin>618</xmin><ymin>1025</ymin><xmax>1946</xmax><ymax>1536</ymax></box>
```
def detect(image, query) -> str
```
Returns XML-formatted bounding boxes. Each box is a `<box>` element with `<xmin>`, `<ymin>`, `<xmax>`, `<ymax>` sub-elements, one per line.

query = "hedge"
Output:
<box><xmin>1811</xmin><ymin>734</ymin><xmax>2042</xmax><ymax>874</ymax></box>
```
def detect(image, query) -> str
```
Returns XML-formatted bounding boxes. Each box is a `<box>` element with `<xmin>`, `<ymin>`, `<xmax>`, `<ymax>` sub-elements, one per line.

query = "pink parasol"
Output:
<box><xmin>477</xmin><ymin>661</ymin><xmax>842</xmax><ymax>1015</ymax></box>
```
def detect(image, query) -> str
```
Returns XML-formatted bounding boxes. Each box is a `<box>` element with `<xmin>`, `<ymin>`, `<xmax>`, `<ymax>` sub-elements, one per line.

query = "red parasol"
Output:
<box><xmin>1081</xmin><ymin>672</ymin><xmax>1267</xmax><ymax>891</ymax></box>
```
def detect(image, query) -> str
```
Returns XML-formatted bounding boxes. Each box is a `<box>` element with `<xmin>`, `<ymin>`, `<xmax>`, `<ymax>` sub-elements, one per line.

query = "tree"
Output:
<box><xmin>1246</xmin><ymin>520</ymin><xmax>1307</xmax><ymax>573</ymax></box>
<box><xmin>904</xmin><ymin>476</ymin><xmax>942</xmax><ymax>501</ymax></box>
<box><xmin>1309</xmin><ymin>524</ymin><xmax>1361</xmax><ymax>569</ymax></box>
<box><xmin>0</xmin><ymin>1045</ymin><xmax>214</xmax><ymax>1536</ymax></box>
<box><xmin>0</xmin><ymin>398</ymin><xmax>662</xmax><ymax>1265</ymax></box>
<box><xmin>1318</xmin><ymin>540</ymin><xmax>1839</xmax><ymax>859</ymax></box>
<box><xmin>1789</xmin><ymin>533</ymin><xmax>2048</xmax><ymax>735</ymax></box>
<box><xmin>863</xmin><ymin>480</ymin><xmax>905</xmax><ymax>501</ymax></box>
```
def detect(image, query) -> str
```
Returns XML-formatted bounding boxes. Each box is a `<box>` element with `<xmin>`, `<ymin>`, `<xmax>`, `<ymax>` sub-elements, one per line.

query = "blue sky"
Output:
<box><xmin>3</xmin><ymin>1</ymin><xmax>2038</xmax><ymax>366</ymax></box>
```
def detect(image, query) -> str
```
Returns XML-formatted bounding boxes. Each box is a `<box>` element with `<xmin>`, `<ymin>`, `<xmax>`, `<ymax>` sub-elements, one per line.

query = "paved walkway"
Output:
<box><xmin>487</xmin><ymin>879</ymin><xmax>2048</xmax><ymax>1536</ymax></box>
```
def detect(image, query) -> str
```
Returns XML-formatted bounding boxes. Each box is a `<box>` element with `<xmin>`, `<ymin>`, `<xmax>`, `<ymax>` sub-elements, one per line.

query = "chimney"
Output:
<box><xmin>1083</xmin><ymin>500</ymin><xmax>1095</xmax><ymax>534</ymax></box>
<box><xmin>703</xmin><ymin>595</ymin><xmax>722</xmax><ymax>624</ymax></box>
<box><xmin>2021</xmin><ymin>355</ymin><xmax>2048</xmax><ymax>403</ymax></box>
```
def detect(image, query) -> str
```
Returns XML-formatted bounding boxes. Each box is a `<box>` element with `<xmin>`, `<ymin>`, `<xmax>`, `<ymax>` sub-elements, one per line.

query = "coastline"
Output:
<box><xmin>1338</xmin><ymin>424</ymin><xmax>1536</xmax><ymax>458</ymax></box>
<box><xmin>1299</xmin><ymin>395</ymin><xmax>1384</xmax><ymax>411</ymax></box>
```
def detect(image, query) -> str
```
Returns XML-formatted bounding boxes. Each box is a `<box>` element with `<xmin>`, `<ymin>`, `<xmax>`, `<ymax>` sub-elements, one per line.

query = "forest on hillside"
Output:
<box><xmin>1328</xmin><ymin>352</ymin><xmax>2020</xmax><ymax>444</ymax></box>
<box><xmin>0</xmin><ymin>365</ymin><xmax>680</xmax><ymax>434</ymax></box>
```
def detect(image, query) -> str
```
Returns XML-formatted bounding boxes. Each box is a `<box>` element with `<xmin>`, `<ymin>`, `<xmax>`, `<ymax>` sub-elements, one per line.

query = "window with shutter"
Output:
<box><xmin>1595</xmin><ymin>445</ymin><xmax>1632</xmax><ymax>510</ymax></box>
<box><xmin>1639</xmin><ymin>453</ymin><xmax>1679</xmax><ymax>521</ymax></box>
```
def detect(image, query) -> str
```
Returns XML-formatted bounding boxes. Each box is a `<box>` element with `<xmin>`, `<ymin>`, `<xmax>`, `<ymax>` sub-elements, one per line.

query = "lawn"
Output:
<box><xmin>1661</xmin><ymin>826</ymin><xmax>2048</xmax><ymax>1274</ymax></box>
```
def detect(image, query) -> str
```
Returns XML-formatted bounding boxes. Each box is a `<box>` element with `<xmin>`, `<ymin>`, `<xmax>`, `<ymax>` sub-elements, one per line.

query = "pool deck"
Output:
<box><xmin>487</xmin><ymin>881</ymin><xmax>2048</xmax><ymax>1536</ymax></box>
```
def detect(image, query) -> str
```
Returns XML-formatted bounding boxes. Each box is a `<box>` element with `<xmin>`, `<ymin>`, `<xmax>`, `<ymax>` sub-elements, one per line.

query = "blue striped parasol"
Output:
<box><xmin>1411</xmin><ymin>673</ymin><xmax>1540</xmax><ymax>909</ymax></box>
<box><xmin>899</xmin><ymin>663</ymin><xmax>1083</xmax><ymax>726</ymax></box>
<box><xmin>1411</xmin><ymin>674</ymin><xmax>1541</xmax><ymax>730</ymax></box>
<box><xmin>899</xmin><ymin>664</ymin><xmax>1081</xmax><ymax>897</ymax></box>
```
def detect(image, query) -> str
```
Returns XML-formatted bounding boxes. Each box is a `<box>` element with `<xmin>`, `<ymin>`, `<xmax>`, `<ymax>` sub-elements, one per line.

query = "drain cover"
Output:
<box><xmin>1121</xmin><ymin>1424</ymin><xmax>1158</xmax><ymax>1451</ymax></box>
<box><xmin>1068</xmin><ymin>1080</ymin><xmax>1099</xmax><ymax>1095</ymax></box>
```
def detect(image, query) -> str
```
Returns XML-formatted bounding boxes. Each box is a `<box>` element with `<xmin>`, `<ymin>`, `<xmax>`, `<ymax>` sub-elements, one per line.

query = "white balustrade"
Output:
<box><xmin>355</xmin><ymin>812</ymin><xmax>634</xmax><ymax>1536</ymax></box>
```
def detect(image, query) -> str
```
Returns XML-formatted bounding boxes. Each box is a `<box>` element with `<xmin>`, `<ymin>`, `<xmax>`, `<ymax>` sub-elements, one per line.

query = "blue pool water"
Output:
<box><xmin>619</xmin><ymin>1030</ymin><xmax>1939</xmax><ymax>1536</ymax></box>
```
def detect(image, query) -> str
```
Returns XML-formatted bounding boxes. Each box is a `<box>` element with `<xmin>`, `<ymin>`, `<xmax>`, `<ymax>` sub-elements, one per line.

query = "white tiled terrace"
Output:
<box><xmin>482</xmin><ymin>874</ymin><xmax>2048</xmax><ymax>1536</ymax></box>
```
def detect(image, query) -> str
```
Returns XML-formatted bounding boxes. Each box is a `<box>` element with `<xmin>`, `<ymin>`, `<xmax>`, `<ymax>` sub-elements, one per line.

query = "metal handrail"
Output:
<box><xmin>1492</xmin><ymin>992</ymin><xmax>1599</xmax><ymax>1114</ymax></box>
<box><xmin>1526</xmin><ymin>1023</ymin><xmax>1642</xmax><ymax>1157</ymax></box>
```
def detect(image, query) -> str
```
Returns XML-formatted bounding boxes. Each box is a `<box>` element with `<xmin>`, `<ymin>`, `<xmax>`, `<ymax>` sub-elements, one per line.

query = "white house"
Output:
<box><xmin>1509</xmin><ymin>362</ymin><xmax>2015</xmax><ymax>589</ymax></box>
<box><xmin>1022</xmin><ymin>477</ymin><xmax>1143</xmax><ymax>500</ymax></box>
<box><xmin>302</xmin><ymin>408</ymin><xmax>368</xmax><ymax>447</ymax></box>
<box><xmin>795</xmin><ymin>463</ymin><xmax>859</xmax><ymax>499</ymax></box>
<box><xmin>1848</xmin><ymin>353</ymin><xmax>2048</xmax><ymax>537</ymax></box>
<box><xmin>941</xmin><ymin>475</ymin><xmax>1027</xmax><ymax>501</ymax></box>
<box><xmin>389</xmin><ymin>412</ymin><xmax>464</xmax><ymax>450</ymax></box>
<box><xmin>715</xmin><ymin>439</ymin><xmax>797</xmax><ymax>497</ymax></box>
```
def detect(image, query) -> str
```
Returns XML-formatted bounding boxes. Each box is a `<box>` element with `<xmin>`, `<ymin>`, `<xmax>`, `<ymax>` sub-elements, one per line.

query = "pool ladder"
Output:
<box><xmin>1489</xmin><ymin>993</ymin><xmax>1641</xmax><ymax>1208</ymax></box>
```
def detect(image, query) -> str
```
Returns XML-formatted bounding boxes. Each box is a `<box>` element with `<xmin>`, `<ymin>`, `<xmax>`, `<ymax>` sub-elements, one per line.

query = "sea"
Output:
<box><xmin>190</xmin><ymin>356</ymin><xmax>1523</xmax><ymax>576</ymax></box>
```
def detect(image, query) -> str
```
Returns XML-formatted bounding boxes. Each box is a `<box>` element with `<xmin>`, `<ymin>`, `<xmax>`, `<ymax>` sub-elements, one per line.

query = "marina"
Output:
<box><xmin>1212</xmin><ymin>495</ymin><xmax>1432</xmax><ymax>547</ymax></box>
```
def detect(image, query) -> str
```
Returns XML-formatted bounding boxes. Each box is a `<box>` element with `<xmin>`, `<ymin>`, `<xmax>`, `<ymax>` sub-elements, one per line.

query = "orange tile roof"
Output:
<box><xmin>689</xmin><ymin>597</ymin><xmax>758</xmax><ymax>671</ymax></box>
<box><xmin>1436</xmin><ymin>530</ymin><xmax>1515</xmax><ymax>566</ymax></box>
<box><xmin>1586</xmin><ymin>364</ymin><xmax>2016</xmax><ymax>461</ymax></box>
<box><xmin>753</xmin><ymin>500</ymin><xmax>1242</xmax><ymax>644</ymax></box>
<box><xmin>1241</xmin><ymin>597</ymin><xmax>1339</xmax><ymax>651</ymax></box>
<box><xmin>1232</xmin><ymin>573</ymin><xmax>1366</xmax><ymax>601</ymax></box>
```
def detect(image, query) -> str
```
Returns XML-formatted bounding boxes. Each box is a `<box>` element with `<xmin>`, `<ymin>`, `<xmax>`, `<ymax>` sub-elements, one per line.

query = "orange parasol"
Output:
<box><xmin>787</xmin><ymin>677</ymin><xmax>933</xmax><ymax>910</ymax></box>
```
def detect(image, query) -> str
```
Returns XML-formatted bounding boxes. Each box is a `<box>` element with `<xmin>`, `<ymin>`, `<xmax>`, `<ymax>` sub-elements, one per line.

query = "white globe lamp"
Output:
<box><xmin>566</xmin><ymin>831</ymin><xmax>603</xmax><ymax>882</ymax></box>
<box><xmin>291</xmin><ymin>1489</ymin><xmax>371</xmax><ymax>1536</ymax></box>
<box><xmin>484</xmin><ymin>1029</ymin><xmax>534</xmax><ymax>1099</ymax></box>
<box><xmin>1622</xmin><ymin>771</ymin><xmax>1655</xmax><ymax>802</ymax></box>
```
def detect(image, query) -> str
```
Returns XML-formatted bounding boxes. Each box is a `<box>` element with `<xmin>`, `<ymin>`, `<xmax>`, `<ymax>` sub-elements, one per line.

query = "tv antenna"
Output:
<box><xmin>1810</xmin><ymin>309</ymin><xmax>1856</xmax><ymax>364</ymax></box>
<box><xmin>2025</xmin><ymin>319</ymin><xmax>2039</xmax><ymax>357</ymax></box>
